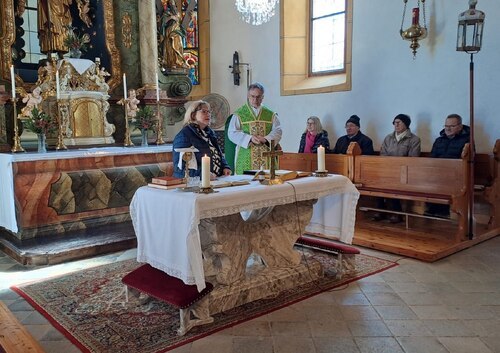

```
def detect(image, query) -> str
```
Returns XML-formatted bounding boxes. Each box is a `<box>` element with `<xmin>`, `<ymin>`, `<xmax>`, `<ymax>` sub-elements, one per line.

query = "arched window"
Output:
<box><xmin>281</xmin><ymin>0</ymin><xmax>352</xmax><ymax>96</ymax></box>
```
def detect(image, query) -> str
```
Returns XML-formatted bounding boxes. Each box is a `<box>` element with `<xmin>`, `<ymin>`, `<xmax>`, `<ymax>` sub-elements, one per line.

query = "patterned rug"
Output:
<box><xmin>12</xmin><ymin>251</ymin><xmax>397</xmax><ymax>353</ymax></box>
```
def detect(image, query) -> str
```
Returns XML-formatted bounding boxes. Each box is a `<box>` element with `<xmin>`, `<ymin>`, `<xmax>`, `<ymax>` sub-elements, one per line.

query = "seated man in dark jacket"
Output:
<box><xmin>332</xmin><ymin>115</ymin><xmax>374</xmax><ymax>155</ymax></box>
<box><xmin>427</xmin><ymin>113</ymin><xmax>470</xmax><ymax>217</ymax></box>
<box><xmin>431</xmin><ymin>113</ymin><xmax>470</xmax><ymax>158</ymax></box>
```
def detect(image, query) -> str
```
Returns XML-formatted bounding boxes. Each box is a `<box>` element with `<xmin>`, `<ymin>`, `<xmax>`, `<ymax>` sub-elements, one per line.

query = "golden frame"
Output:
<box><xmin>0</xmin><ymin>0</ymin><xmax>122</xmax><ymax>91</ymax></box>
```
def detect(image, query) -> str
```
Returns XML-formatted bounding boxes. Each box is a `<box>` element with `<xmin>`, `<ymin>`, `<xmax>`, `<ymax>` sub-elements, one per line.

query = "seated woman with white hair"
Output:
<box><xmin>298</xmin><ymin>116</ymin><xmax>331</xmax><ymax>153</ymax></box>
<box><xmin>173</xmin><ymin>100</ymin><xmax>232</xmax><ymax>178</ymax></box>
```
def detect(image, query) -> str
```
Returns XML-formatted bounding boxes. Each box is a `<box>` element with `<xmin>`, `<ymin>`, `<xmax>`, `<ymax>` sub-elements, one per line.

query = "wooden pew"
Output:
<box><xmin>279</xmin><ymin>142</ymin><xmax>361</xmax><ymax>179</ymax></box>
<box><xmin>353</xmin><ymin>145</ymin><xmax>471</xmax><ymax>242</ymax></box>
<box><xmin>483</xmin><ymin>139</ymin><xmax>500</xmax><ymax>229</ymax></box>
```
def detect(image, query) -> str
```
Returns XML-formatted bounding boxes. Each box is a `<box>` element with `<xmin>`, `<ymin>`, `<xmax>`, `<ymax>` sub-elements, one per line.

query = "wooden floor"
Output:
<box><xmin>353</xmin><ymin>209</ymin><xmax>499</xmax><ymax>262</ymax></box>
<box><xmin>0</xmin><ymin>301</ymin><xmax>45</xmax><ymax>353</ymax></box>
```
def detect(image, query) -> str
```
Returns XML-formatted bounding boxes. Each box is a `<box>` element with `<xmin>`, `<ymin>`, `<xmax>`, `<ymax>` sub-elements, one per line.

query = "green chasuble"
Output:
<box><xmin>233</xmin><ymin>103</ymin><xmax>275</xmax><ymax>175</ymax></box>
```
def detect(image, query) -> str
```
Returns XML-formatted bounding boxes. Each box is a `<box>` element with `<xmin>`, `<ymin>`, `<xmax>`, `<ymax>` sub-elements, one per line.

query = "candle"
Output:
<box><xmin>10</xmin><ymin>65</ymin><xmax>15</xmax><ymax>99</ymax></box>
<box><xmin>411</xmin><ymin>7</ymin><xmax>419</xmax><ymax>26</ymax></box>
<box><xmin>317</xmin><ymin>145</ymin><xmax>326</xmax><ymax>172</ymax></box>
<box><xmin>155</xmin><ymin>71</ymin><xmax>160</xmax><ymax>102</ymax></box>
<box><xmin>123</xmin><ymin>73</ymin><xmax>127</xmax><ymax>100</ymax></box>
<box><xmin>55</xmin><ymin>70</ymin><xmax>60</xmax><ymax>100</ymax></box>
<box><xmin>201</xmin><ymin>154</ymin><xmax>210</xmax><ymax>188</ymax></box>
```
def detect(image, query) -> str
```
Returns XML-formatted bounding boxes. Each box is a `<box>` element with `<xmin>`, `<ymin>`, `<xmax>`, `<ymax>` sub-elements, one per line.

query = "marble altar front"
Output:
<box><xmin>0</xmin><ymin>146</ymin><xmax>173</xmax><ymax>240</ymax></box>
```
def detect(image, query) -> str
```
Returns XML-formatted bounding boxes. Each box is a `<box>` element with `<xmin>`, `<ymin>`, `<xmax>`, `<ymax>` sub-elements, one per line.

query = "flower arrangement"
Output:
<box><xmin>131</xmin><ymin>106</ymin><xmax>156</xmax><ymax>131</ymax></box>
<box><xmin>23</xmin><ymin>107</ymin><xmax>58</xmax><ymax>135</ymax></box>
<box><xmin>64</xmin><ymin>26</ymin><xmax>91</xmax><ymax>52</ymax></box>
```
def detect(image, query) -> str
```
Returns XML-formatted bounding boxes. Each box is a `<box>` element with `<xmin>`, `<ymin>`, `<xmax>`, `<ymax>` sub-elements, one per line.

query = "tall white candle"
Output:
<box><xmin>10</xmin><ymin>65</ymin><xmax>15</xmax><ymax>99</ymax></box>
<box><xmin>201</xmin><ymin>154</ymin><xmax>210</xmax><ymax>188</ymax></box>
<box><xmin>155</xmin><ymin>71</ymin><xmax>160</xmax><ymax>102</ymax></box>
<box><xmin>123</xmin><ymin>73</ymin><xmax>127</xmax><ymax>100</ymax></box>
<box><xmin>317</xmin><ymin>145</ymin><xmax>326</xmax><ymax>172</ymax></box>
<box><xmin>55</xmin><ymin>70</ymin><xmax>60</xmax><ymax>100</ymax></box>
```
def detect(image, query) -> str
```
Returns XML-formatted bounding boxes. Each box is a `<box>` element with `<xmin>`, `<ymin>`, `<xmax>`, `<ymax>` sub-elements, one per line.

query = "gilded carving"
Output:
<box><xmin>122</xmin><ymin>12</ymin><xmax>132</xmax><ymax>49</ymax></box>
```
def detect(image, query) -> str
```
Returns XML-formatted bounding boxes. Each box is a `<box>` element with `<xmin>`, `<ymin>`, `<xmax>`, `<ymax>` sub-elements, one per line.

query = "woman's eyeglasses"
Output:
<box><xmin>196</xmin><ymin>108</ymin><xmax>211</xmax><ymax>114</ymax></box>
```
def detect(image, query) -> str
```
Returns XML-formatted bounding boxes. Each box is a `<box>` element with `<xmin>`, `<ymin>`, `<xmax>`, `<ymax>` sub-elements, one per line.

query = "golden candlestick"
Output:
<box><xmin>55</xmin><ymin>100</ymin><xmax>67</xmax><ymax>150</ymax></box>
<box><xmin>11</xmin><ymin>97</ymin><xmax>25</xmax><ymax>153</ymax></box>
<box><xmin>155</xmin><ymin>100</ymin><xmax>165</xmax><ymax>145</ymax></box>
<box><xmin>123</xmin><ymin>98</ymin><xmax>134</xmax><ymax>147</ymax></box>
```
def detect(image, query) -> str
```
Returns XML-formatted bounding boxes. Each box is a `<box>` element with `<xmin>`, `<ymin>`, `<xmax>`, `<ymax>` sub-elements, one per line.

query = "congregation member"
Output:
<box><xmin>373</xmin><ymin>114</ymin><xmax>421</xmax><ymax>223</ymax></box>
<box><xmin>298</xmin><ymin>116</ymin><xmax>330</xmax><ymax>153</ymax></box>
<box><xmin>426</xmin><ymin>113</ymin><xmax>471</xmax><ymax>217</ymax></box>
<box><xmin>332</xmin><ymin>115</ymin><xmax>374</xmax><ymax>155</ymax></box>
<box><xmin>173</xmin><ymin>100</ymin><xmax>231</xmax><ymax>179</ymax></box>
<box><xmin>227</xmin><ymin>82</ymin><xmax>282</xmax><ymax>175</ymax></box>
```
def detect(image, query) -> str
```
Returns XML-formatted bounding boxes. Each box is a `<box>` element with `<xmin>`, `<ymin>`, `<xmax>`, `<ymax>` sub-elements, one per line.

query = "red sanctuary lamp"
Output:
<box><xmin>400</xmin><ymin>0</ymin><xmax>427</xmax><ymax>58</ymax></box>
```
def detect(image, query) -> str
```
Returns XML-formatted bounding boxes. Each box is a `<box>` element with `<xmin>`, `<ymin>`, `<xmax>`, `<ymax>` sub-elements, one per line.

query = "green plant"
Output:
<box><xmin>64</xmin><ymin>26</ymin><xmax>91</xmax><ymax>52</ymax></box>
<box><xmin>23</xmin><ymin>107</ymin><xmax>58</xmax><ymax>135</ymax></box>
<box><xmin>131</xmin><ymin>106</ymin><xmax>156</xmax><ymax>131</ymax></box>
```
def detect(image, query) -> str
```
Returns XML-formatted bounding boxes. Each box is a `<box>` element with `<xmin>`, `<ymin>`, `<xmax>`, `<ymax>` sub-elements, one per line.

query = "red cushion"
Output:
<box><xmin>296</xmin><ymin>236</ymin><xmax>360</xmax><ymax>254</ymax></box>
<box><xmin>122</xmin><ymin>264</ymin><xmax>213</xmax><ymax>309</ymax></box>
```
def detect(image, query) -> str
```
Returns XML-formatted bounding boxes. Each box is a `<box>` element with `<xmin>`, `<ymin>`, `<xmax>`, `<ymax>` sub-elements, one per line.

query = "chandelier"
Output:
<box><xmin>235</xmin><ymin>0</ymin><xmax>279</xmax><ymax>26</ymax></box>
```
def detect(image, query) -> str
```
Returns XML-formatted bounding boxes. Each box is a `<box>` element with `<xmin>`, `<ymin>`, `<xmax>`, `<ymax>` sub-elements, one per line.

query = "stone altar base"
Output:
<box><xmin>207</xmin><ymin>254</ymin><xmax>323</xmax><ymax>314</ymax></box>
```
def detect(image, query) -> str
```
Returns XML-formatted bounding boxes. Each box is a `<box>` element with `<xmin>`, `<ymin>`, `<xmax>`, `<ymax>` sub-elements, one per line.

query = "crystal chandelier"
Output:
<box><xmin>235</xmin><ymin>0</ymin><xmax>279</xmax><ymax>26</ymax></box>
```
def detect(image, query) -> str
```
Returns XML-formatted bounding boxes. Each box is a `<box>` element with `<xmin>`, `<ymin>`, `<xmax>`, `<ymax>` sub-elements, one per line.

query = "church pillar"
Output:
<box><xmin>138</xmin><ymin>0</ymin><xmax>158</xmax><ymax>87</ymax></box>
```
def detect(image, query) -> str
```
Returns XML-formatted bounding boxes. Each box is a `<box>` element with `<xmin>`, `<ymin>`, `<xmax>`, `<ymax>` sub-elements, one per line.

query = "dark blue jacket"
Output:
<box><xmin>431</xmin><ymin>125</ymin><xmax>470</xmax><ymax>159</ymax></box>
<box><xmin>298</xmin><ymin>130</ymin><xmax>330</xmax><ymax>153</ymax></box>
<box><xmin>173</xmin><ymin>124</ymin><xmax>231</xmax><ymax>178</ymax></box>
<box><xmin>332</xmin><ymin>132</ymin><xmax>375</xmax><ymax>155</ymax></box>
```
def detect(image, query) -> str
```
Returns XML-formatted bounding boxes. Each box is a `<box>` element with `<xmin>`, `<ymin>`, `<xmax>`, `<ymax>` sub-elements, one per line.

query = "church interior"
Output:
<box><xmin>0</xmin><ymin>0</ymin><xmax>499</xmax><ymax>352</ymax></box>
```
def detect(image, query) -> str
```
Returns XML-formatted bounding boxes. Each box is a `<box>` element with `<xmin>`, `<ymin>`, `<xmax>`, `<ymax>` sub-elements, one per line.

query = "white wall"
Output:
<box><xmin>209</xmin><ymin>0</ymin><xmax>499</xmax><ymax>153</ymax></box>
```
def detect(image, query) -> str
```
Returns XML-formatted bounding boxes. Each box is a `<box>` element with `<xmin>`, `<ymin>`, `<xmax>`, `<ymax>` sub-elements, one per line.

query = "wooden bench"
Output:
<box><xmin>353</xmin><ymin>145</ymin><xmax>471</xmax><ymax>241</ymax></box>
<box><xmin>280</xmin><ymin>142</ymin><xmax>361</xmax><ymax>179</ymax></box>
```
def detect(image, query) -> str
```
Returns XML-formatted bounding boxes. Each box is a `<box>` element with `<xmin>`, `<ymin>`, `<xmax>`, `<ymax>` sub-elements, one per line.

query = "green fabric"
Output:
<box><xmin>233</xmin><ymin>103</ymin><xmax>274</xmax><ymax>175</ymax></box>
<box><xmin>224</xmin><ymin>116</ymin><xmax>236</xmax><ymax>174</ymax></box>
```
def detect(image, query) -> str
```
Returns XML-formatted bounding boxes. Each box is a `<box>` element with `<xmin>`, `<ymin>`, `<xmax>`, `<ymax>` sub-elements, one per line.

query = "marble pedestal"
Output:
<box><xmin>199</xmin><ymin>200</ymin><xmax>324</xmax><ymax>315</ymax></box>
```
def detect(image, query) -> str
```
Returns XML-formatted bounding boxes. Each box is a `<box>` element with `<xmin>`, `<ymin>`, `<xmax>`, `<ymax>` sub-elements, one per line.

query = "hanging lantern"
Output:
<box><xmin>400</xmin><ymin>0</ymin><xmax>427</xmax><ymax>58</ymax></box>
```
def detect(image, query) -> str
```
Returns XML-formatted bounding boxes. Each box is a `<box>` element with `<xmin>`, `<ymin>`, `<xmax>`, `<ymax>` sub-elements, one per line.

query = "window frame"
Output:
<box><xmin>308</xmin><ymin>0</ymin><xmax>347</xmax><ymax>77</ymax></box>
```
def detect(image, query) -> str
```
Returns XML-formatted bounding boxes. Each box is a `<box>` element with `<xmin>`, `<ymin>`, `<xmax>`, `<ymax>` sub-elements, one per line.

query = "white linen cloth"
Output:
<box><xmin>130</xmin><ymin>174</ymin><xmax>359</xmax><ymax>292</ymax></box>
<box><xmin>175</xmin><ymin>146</ymin><xmax>199</xmax><ymax>170</ymax></box>
<box><xmin>0</xmin><ymin>145</ymin><xmax>173</xmax><ymax>233</ymax></box>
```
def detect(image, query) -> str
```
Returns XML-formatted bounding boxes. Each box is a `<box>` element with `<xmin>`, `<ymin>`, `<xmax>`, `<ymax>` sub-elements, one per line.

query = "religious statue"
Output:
<box><xmin>38</xmin><ymin>0</ymin><xmax>73</xmax><ymax>54</ymax></box>
<box><xmin>159</xmin><ymin>0</ymin><xmax>188</xmax><ymax>70</ymax></box>
<box><xmin>36</xmin><ymin>59</ymin><xmax>56</xmax><ymax>93</ymax></box>
<box><xmin>126</xmin><ymin>89</ymin><xmax>140</xmax><ymax>119</ymax></box>
<box><xmin>20</xmin><ymin>87</ymin><xmax>43</xmax><ymax>118</ymax></box>
<box><xmin>76</xmin><ymin>0</ymin><xmax>92</xmax><ymax>28</ymax></box>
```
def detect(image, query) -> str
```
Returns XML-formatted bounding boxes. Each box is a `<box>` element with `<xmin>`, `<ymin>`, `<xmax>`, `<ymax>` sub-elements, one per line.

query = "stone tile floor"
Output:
<box><xmin>1</xmin><ymin>237</ymin><xmax>500</xmax><ymax>353</ymax></box>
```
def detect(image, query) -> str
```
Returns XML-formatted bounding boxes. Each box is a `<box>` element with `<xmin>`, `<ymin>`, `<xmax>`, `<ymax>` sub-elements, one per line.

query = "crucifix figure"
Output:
<box><xmin>261</xmin><ymin>140</ymin><xmax>283</xmax><ymax>184</ymax></box>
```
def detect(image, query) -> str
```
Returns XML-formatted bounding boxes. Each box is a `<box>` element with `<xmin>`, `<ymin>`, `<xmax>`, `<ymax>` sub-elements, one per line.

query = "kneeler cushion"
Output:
<box><xmin>296</xmin><ymin>236</ymin><xmax>360</xmax><ymax>255</ymax></box>
<box><xmin>122</xmin><ymin>264</ymin><xmax>213</xmax><ymax>309</ymax></box>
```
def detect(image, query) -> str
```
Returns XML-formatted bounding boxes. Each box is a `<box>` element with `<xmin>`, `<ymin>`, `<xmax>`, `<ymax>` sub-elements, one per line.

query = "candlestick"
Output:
<box><xmin>201</xmin><ymin>154</ymin><xmax>210</xmax><ymax>188</ymax></box>
<box><xmin>55</xmin><ymin>70</ymin><xmax>60</xmax><ymax>100</ymax></box>
<box><xmin>317</xmin><ymin>145</ymin><xmax>326</xmax><ymax>172</ymax></box>
<box><xmin>155</xmin><ymin>71</ymin><xmax>160</xmax><ymax>102</ymax></box>
<box><xmin>123</xmin><ymin>73</ymin><xmax>127</xmax><ymax>100</ymax></box>
<box><xmin>10</xmin><ymin>65</ymin><xmax>16</xmax><ymax>99</ymax></box>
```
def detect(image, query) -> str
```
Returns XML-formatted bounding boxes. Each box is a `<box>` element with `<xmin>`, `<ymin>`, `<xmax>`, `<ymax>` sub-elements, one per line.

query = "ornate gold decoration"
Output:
<box><xmin>103</xmin><ymin>0</ymin><xmax>123</xmax><ymax>91</ymax></box>
<box><xmin>155</xmin><ymin>101</ymin><xmax>165</xmax><ymax>145</ymax></box>
<box><xmin>0</xmin><ymin>0</ymin><xmax>15</xmax><ymax>83</ymax></box>
<box><xmin>10</xmin><ymin>97</ymin><xmax>25</xmax><ymax>152</ymax></box>
<box><xmin>122</xmin><ymin>12</ymin><xmax>132</xmax><ymax>49</ymax></box>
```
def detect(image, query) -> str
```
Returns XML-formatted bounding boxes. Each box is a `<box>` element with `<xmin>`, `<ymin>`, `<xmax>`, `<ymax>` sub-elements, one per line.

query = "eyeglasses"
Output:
<box><xmin>196</xmin><ymin>108</ymin><xmax>211</xmax><ymax>114</ymax></box>
<box><xmin>444</xmin><ymin>124</ymin><xmax>459</xmax><ymax>128</ymax></box>
<box><xmin>249</xmin><ymin>94</ymin><xmax>263</xmax><ymax>100</ymax></box>
<box><xmin>306</xmin><ymin>122</ymin><xmax>315</xmax><ymax>125</ymax></box>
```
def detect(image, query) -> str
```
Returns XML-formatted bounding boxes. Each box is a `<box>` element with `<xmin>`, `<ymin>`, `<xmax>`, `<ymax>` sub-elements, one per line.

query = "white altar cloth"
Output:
<box><xmin>130</xmin><ymin>175</ymin><xmax>360</xmax><ymax>291</ymax></box>
<box><xmin>0</xmin><ymin>145</ymin><xmax>173</xmax><ymax>233</ymax></box>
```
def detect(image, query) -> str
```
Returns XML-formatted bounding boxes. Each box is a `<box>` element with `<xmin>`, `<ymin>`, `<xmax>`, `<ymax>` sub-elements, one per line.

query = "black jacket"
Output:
<box><xmin>298</xmin><ymin>130</ymin><xmax>331</xmax><ymax>153</ymax></box>
<box><xmin>332</xmin><ymin>132</ymin><xmax>375</xmax><ymax>155</ymax></box>
<box><xmin>431</xmin><ymin>125</ymin><xmax>470</xmax><ymax>159</ymax></box>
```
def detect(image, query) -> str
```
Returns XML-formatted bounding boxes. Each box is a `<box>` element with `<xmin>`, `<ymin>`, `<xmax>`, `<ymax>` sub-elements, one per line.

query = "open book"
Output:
<box><xmin>211</xmin><ymin>179</ymin><xmax>250</xmax><ymax>188</ymax></box>
<box><xmin>244</xmin><ymin>169</ymin><xmax>312</xmax><ymax>181</ymax></box>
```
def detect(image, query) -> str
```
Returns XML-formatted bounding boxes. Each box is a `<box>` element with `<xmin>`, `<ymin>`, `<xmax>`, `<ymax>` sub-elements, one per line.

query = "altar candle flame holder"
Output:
<box><xmin>155</xmin><ymin>100</ymin><xmax>165</xmax><ymax>145</ymax></box>
<box><xmin>11</xmin><ymin>97</ymin><xmax>25</xmax><ymax>153</ymax></box>
<box><xmin>123</xmin><ymin>98</ymin><xmax>134</xmax><ymax>147</ymax></box>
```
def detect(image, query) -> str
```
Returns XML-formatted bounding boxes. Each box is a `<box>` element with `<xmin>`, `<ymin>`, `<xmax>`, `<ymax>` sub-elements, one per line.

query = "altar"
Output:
<box><xmin>130</xmin><ymin>175</ymin><xmax>360</xmax><ymax>292</ymax></box>
<box><xmin>0</xmin><ymin>146</ymin><xmax>173</xmax><ymax>241</ymax></box>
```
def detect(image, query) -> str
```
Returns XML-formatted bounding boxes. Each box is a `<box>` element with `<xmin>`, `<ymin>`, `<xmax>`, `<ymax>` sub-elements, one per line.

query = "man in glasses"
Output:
<box><xmin>430</xmin><ymin>114</ymin><xmax>470</xmax><ymax>159</ymax></box>
<box><xmin>426</xmin><ymin>114</ymin><xmax>470</xmax><ymax>218</ymax></box>
<box><xmin>227</xmin><ymin>82</ymin><xmax>282</xmax><ymax>175</ymax></box>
